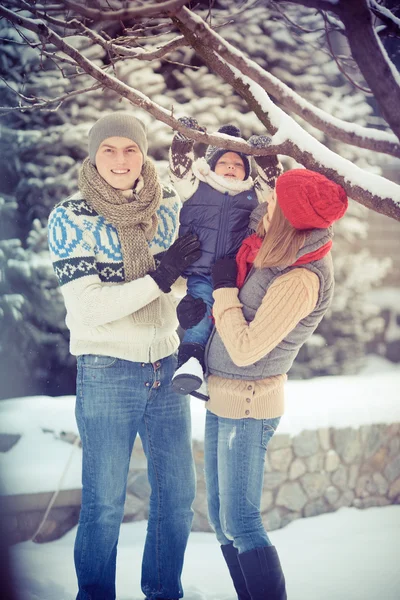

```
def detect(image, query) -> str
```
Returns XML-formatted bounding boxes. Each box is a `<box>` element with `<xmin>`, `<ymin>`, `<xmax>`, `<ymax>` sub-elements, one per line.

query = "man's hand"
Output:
<box><xmin>150</xmin><ymin>234</ymin><xmax>201</xmax><ymax>293</ymax></box>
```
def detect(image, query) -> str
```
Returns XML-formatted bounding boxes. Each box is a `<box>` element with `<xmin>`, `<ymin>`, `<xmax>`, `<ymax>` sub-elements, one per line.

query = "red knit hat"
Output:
<box><xmin>275</xmin><ymin>169</ymin><xmax>348</xmax><ymax>230</ymax></box>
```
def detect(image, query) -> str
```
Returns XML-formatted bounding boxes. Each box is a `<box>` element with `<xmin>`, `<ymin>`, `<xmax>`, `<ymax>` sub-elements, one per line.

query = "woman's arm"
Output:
<box><xmin>212</xmin><ymin>269</ymin><xmax>319</xmax><ymax>367</ymax></box>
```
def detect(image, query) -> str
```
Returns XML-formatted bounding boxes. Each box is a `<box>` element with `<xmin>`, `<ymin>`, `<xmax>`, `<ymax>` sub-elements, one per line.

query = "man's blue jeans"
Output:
<box><xmin>183</xmin><ymin>273</ymin><xmax>214</xmax><ymax>347</ymax></box>
<box><xmin>204</xmin><ymin>410</ymin><xmax>280</xmax><ymax>554</ymax></box>
<box><xmin>74</xmin><ymin>353</ymin><xmax>196</xmax><ymax>600</ymax></box>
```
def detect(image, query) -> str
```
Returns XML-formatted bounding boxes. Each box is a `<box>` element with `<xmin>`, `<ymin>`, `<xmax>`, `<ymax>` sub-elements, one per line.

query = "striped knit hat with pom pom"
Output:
<box><xmin>205</xmin><ymin>124</ymin><xmax>251</xmax><ymax>180</ymax></box>
<box><xmin>276</xmin><ymin>169</ymin><xmax>348</xmax><ymax>230</ymax></box>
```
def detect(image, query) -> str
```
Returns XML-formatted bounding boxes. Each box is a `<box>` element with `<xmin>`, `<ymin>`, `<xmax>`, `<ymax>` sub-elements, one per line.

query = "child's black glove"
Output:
<box><xmin>212</xmin><ymin>257</ymin><xmax>238</xmax><ymax>290</ymax></box>
<box><xmin>176</xmin><ymin>294</ymin><xmax>207</xmax><ymax>329</ymax></box>
<box><xmin>150</xmin><ymin>234</ymin><xmax>201</xmax><ymax>293</ymax></box>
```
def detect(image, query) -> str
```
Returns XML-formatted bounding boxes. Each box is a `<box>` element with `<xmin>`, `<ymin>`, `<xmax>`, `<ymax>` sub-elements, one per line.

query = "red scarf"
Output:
<box><xmin>236</xmin><ymin>233</ymin><xmax>332</xmax><ymax>288</ymax></box>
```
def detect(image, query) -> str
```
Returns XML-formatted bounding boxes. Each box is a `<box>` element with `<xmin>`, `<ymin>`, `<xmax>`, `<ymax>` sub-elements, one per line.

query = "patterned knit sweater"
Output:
<box><xmin>47</xmin><ymin>183</ymin><xmax>183</xmax><ymax>363</ymax></box>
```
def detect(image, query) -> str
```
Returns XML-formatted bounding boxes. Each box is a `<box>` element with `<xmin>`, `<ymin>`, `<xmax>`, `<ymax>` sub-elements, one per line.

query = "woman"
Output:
<box><xmin>177</xmin><ymin>168</ymin><xmax>348</xmax><ymax>599</ymax></box>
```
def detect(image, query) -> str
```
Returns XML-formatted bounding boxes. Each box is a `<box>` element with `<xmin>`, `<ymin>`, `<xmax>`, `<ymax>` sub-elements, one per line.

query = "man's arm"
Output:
<box><xmin>48</xmin><ymin>205</ymin><xmax>162</xmax><ymax>328</ymax></box>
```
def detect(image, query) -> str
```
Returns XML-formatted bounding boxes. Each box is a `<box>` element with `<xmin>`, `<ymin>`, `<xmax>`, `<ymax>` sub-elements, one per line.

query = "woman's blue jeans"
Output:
<box><xmin>74</xmin><ymin>353</ymin><xmax>196</xmax><ymax>600</ymax></box>
<box><xmin>204</xmin><ymin>410</ymin><xmax>280</xmax><ymax>554</ymax></box>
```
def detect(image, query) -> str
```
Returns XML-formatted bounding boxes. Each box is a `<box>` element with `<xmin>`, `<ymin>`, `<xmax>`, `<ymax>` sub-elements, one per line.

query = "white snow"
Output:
<box><xmin>9</xmin><ymin>505</ymin><xmax>400</xmax><ymax>600</ymax></box>
<box><xmin>2</xmin><ymin>355</ymin><xmax>400</xmax><ymax>598</ymax></box>
<box><xmin>1</xmin><ymin>357</ymin><xmax>399</xmax><ymax>495</ymax></box>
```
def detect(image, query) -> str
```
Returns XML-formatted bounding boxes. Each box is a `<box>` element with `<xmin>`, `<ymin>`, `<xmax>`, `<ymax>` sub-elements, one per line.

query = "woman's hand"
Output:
<box><xmin>176</xmin><ymin>294</ymin><xmax>207</xmax><ymax>329</ymax></box>
<box><xmin>211</xmin><ymin>257</ymin><xmax>238</xmax><ymax>290</ymax></box>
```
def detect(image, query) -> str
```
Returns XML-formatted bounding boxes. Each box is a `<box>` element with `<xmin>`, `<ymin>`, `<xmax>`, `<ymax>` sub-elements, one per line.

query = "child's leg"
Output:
<box><xmin>173</xmin><ymin>274</ymin><xmax>213</xmax><ymax>395</ymax></box>
<box><xmin>183</xmin><ymin>273</ymin><xmax>214</xmax><ymax>349</ymax></box>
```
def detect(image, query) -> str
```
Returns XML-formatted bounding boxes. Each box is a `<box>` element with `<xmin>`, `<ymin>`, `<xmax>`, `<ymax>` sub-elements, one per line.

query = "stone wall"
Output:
<box><xmin>123</xmin><ymin>423</ymin><xmax>400</xmax><ymax>534</ymax></box>
<box><xmin>3</xmin><ymin>423</ymin><xmax>400</xmax><ymax>543</ymax></box>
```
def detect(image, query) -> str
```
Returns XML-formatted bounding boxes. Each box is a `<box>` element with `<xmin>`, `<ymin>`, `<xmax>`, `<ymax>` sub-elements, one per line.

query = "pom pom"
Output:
<box><xmin>217</xmin><ymin>124</ymin><xmax>241</xmax><ymax>137</ymax></box>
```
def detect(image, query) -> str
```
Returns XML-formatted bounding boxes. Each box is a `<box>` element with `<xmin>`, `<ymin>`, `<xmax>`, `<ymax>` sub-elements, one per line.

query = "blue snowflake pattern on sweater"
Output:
<box><xmin>48</xmin><ymin>187</ymin><xmax>180</xmax><ymax>286</ymax></box>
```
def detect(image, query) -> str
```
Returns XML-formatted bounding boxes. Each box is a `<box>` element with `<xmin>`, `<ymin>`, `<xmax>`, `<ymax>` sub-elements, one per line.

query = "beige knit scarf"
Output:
<box><xmin>78</xmin><ymin>157</ymin><xmax>163</xmax><ymax>326</ymax></box>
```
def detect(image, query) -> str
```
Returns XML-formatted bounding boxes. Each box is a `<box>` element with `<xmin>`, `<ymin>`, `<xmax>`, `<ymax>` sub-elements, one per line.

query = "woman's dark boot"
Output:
<box><xmin>238</xmin><ymin>545</ymin><xmax>287</xmax><ymax>600</ymax></box>
<box><xmin>221</xmin><ymin>544</ymin><xmax>251</xmax><ymax>600</ymax></box>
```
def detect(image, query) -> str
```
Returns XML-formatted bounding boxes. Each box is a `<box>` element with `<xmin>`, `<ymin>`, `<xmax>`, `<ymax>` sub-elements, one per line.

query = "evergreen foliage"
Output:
<box><xmin>0</xmin><ymin>3</ymin><xmax>393</xmax><ymax>397</ymax></box>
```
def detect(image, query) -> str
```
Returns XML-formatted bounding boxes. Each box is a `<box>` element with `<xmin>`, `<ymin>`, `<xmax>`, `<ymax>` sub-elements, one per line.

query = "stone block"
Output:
<box><xmin>334</xmin><ymin>490</ymin><xmax>355</xmax><ymax>508</ymax></box>
<box><xmin>300</xmin><ymin>473</ymin><xmax>329</xmax><ymax>500</ymax></box>
<box><xmin>276</xmin><ymin>482</ymin><xmax>308</xmax><ymax>512</ymax></box>
<box><xmin>331</xmin><ymin>465</ymin><xmax>348</xmax><ymax>491</ymax></box>
<box><xmin>333</xmin><ymin>428</ymin><xmax>361</xmax><ymax>464</ymax></box>
<box><xmin>127</xmin><ymin>471</ymin><xmax>151</xmax><ymax>500</ymax></box>
<box><xmin>388</xmin><ymin>477</ymin><xmax>400</xmax><ymax>501</ymax></box>
<box><xmin>363</xmin><ymin>424</ymin><xmax>385</xmax><ymax>458</ymax></box>
<box><xmin>269</xmin><ymin>433</ymin><xmax>292</xmax><ymax>450</ymax></box>
<box><xmin>293</xmin><ymin>431</ymin><xmax>319</xmax><ymax>458</ymax></box>
<box><xmin>289</xmin><ymin>458</ymin><xmax>306</xmax><ymax>481</ymax></box>
<box><xmin>192</xmin><ymin>513</ymin><xmax>213</xmax><ymax>532</ymax></box>
<box><xmin>324</xmin><ymin>485</ymin><xmax>340</xmax><ymax>505</ymax></box>
<box><xmin>384</xmin><ymin>455</ymin><xmax>400</xmax><ymax>483</ymax></box>
<box><xmin>260</xmin><ymin>490</ymin><xmax>274</xmax><ymax>513</ymax></box>
<box><xmin>304</xmin><ymin>498</ymin><xmax>328</xmax><ymax>518</ymax></box>
<box><xmin>356</xmin><ymin>497</ymin><xmax>391</xmax><ymax>509</ymax></box>
<box><xmin>318</xmin><ymin>428</ymin><xmax>331</xmax><ymax>451</ymax></box>
<box><xmin>325</xmin><ymin>449</ymin><xmax>340</xmax><ymax>472</ymax></box>
<box><xmin>280</xmin><ymin>511</ymin><xmax>301</xmax><ymax>528</ymax></box>
<box><xmin>362</xmin><ymin>447</ymin><xmax>388</xmax><ymax>473</ymax></box>
<box><xmin>263</xmin><ymin>508</ymin><xmax>282</xmax><ymax>531</ymax></box>
<box><xmin>372</xmin><ymin>472</ymin><xmax>389</xmax><ymax>495</ymax></box>
<box><xmin>348</xmin><ymin>464</ymin><xmax>359</xmax><ymax>490</ymax></box>
<box><xmin>355</xmin><ymin>474</ymin><xmax>373</xmax><ymax>498</ymax></box>
<box><xmin>269</xmin><ymin>447</ymin><xmax>293</xmax><ymax>473</ymax></box>
<box><xmin>263</xmin><ymin>471</ymin><xmax>287</xmax><ymax>490</ymax></box>
<box><xmin>388</xmin><ymin>436</ymin><xmax>400</xmax><ymax>458</ymax></box>
<box><xmin>305</xmin><ymin>453</ymin><xmax>324</xmax><ymax>473</ymax></box>
<box><xmin>123</xmin><ymin>494</ymin><xmax>146</xmax><ymax>519</ymax></box>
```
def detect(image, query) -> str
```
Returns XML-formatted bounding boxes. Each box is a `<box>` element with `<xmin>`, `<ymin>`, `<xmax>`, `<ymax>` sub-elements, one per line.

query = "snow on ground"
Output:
<box><xmin>9</xmin><ymin>505</ymin><xmax>400</xmax><ymax>600</ymax></box>
<box><xmin>1</xmin><ymin>355</ymin><xmax>400</xmax><ymax>598</ymax></box>
<box><xmin>1</xmin><ymin>355</ymin><xmax>399</xmax><ymax>495</ymax></box>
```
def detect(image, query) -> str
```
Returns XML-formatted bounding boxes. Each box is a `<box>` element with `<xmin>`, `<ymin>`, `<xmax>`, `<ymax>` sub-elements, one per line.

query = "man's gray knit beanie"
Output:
<box><xmin>88</xmin><ymin>112</ymin><xmax>148</xmax><ymax>164</ymax></box>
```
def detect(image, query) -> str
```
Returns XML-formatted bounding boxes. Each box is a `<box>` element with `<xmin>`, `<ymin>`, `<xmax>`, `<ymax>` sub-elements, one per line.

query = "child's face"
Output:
<box><xmin>214</xmin><ymin>152</ymin><xmax>246</xmax><ymax>181</ymax></box>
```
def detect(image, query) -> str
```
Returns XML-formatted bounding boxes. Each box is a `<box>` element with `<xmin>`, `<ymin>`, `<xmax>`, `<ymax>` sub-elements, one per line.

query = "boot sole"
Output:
<box><xmin>190</xmin><ymin>389</ymin><xmax>209</xmax><ymax>402</ymax></box>
<box><xmin>172</xmin><ymin>374</ymin><xmax>202</xmax><ymax>394</ymax></box>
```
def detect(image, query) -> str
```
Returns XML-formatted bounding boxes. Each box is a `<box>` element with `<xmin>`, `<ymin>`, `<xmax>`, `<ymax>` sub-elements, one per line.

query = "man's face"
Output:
<box><xmin>214</xmin><ymin>152</ymin><xmax>246</xmax><ymax>181</ymax></box>
<box><xmin>95</xmin><ymin>136</ymin><xmax>143</xmax><ymax>190</ymax></box>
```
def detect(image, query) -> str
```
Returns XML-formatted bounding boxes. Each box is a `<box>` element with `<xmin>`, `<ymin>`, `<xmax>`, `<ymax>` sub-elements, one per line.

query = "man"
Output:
<box><xmin>47</xmin><ymin>112</ymin><xmax>201</xmax><ymax>600</ymax></box>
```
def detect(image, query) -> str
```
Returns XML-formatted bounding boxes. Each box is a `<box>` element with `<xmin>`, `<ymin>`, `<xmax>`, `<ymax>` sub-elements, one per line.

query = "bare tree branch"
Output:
<box><xmin>170</xmin><ymin>7</ymin><xmax>400</xmax><ymax>221</ymax></box>
<box><xmin>274</xmin><ymin>0</ymin><xmax>400</xmax><ymax>141</ymax></box>
<box><xmin>171</xmin><ymin>6</ymin><xmax>400</xmax><ymax>158</ymax></box>
<box><xmin>1</xmin><ymin>2</ymin><xmax>400</xmax><ymax>222</ymax></box>
<box><xmin>41</xmin><ymin>0</ymin><xmax>190</xmax><ymax>22</ymax></box>
<box><xmin>369</xmin><ymin>0</ymin><xmax>400</xmax><ymax>32</ymax></box>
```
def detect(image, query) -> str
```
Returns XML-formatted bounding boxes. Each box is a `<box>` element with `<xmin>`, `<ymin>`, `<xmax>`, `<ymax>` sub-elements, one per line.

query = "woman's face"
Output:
<box><xmin>263</xmin><ymin>191</ymin><xmax>277</xmax><ymax>230</ymax></box>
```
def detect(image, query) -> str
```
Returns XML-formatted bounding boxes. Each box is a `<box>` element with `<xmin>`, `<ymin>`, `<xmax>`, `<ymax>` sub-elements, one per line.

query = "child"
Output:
<box><xmin>169</xmin><ymin>119</ymin><xmax>282</xmax><ymax>396</ymax></box>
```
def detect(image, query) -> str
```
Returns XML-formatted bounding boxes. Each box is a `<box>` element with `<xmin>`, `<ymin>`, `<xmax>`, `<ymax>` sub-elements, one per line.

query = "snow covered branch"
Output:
<box><xmin>1</xmin><ymin>1</ymin><xmax>400</xmax><ymax>222</ymax></box>
<box><xmin>273</xmin><ymin>0</ymin><xmax>400</xmax><ymax>141</ymax></box>
<box><xmin>35</xmin><ymin>0</ymin><xmax>189</xmax><ymax>21</ymax></box>
<box><xmin>172</xmin><ymin>6</ymin><xmax>400</xmax><ymax>159</ymax></box>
